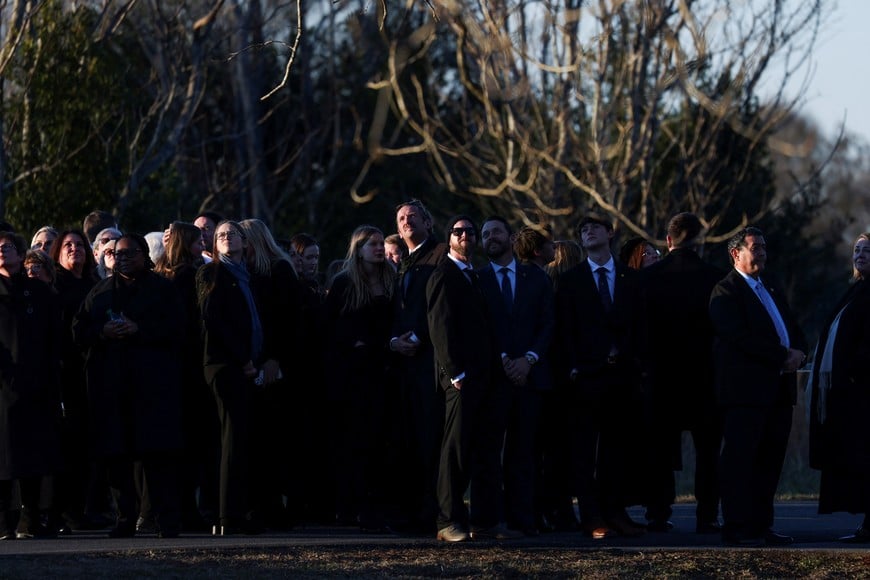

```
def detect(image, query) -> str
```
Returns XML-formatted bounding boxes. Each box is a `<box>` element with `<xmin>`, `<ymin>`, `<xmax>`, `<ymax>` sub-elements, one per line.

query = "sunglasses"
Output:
<box><xmin>450</xmin><ymin>227</ymin><xmax>476</xmax><ymax>237</ymax></box>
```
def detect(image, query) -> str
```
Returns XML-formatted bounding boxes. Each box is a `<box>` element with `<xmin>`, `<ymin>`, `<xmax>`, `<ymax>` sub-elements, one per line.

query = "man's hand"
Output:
<box><xmin>782</xmin><ymin>348</ymin><xmax>806</xmax><ymax>373</ymax></box>
<box><xmin>391</xmin><ymin>331</ymin><xmax>420</xmax><ymax>356</ymax></box>
<box><xmin>503</xmin><ymin>356</ymin><xmax>531</xmax><ymax>386</ymax></box>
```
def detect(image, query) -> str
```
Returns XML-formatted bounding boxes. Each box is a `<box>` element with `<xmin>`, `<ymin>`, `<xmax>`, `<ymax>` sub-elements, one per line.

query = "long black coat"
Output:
<box><xmin>808</xmin><ymin>279</ymin><xmax>870</xmax><ymax>511</ymax></box>
<box><xmin>640</xmin><ymin>248</ymin><xmax>724</xmax><ymax>422</ymax></box>
<box><xmin>72</xmin><ymin>272</ymin><xmax>185</xmax><ymax>457</ymax></box>
<box><xmin>0</xmin><ymin>274</ymin><xmax>63</xmax><ymax>480</ymax></box>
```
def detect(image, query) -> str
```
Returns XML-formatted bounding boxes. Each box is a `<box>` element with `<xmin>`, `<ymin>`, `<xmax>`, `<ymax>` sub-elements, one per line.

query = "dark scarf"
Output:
<box><xmin>220</xmin><ymin>255</ymin><xmax>264</xmax><ymax>362</ymax></box>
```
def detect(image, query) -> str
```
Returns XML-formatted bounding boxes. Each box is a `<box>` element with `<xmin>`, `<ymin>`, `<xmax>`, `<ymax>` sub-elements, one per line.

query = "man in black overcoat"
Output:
<box><xmin>709</xmin><ymin>226</ymin><xmax>807</xmax><ymax>546</ymax></box>
<box><xmin>640</xmin><ymin>213</ymin><xmax>725</xmax><ymax>533</ymax></box>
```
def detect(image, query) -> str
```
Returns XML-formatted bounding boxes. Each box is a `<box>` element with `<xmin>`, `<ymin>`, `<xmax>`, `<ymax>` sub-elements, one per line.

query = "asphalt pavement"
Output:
<box><xmin>0</xmin><ymin>502</ymin><xmax>867</xmax><ymax>556</ymax></box>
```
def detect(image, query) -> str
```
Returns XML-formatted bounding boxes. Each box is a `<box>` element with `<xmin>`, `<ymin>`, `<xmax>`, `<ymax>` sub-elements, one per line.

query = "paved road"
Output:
<box><xmin>0</xmin><ymin>503</ymin><xmax>866</xmax><ymax>556</ymax></box>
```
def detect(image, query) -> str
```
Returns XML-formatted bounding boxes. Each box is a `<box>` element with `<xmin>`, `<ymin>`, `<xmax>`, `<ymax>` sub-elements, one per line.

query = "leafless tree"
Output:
<box><xmin>354</xmin><ymin>0</ymin><xmax>830</xmax><ymax>241</ymax></box>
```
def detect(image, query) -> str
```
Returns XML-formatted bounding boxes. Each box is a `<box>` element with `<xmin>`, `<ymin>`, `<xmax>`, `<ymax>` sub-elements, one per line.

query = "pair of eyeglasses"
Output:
<box><xmin>25</xmin><ymin>264</ymin><xmax>42</xmax><ymax>274</ymax></box>
<box><xmin>216</xmin><ymin>231</ymin><xmax>241</xmax><ymax>241</ymax></box>
<box><xmin>104</xmin><ymin>249</ymin><xmax>116</xmax><ymax>258</ymax></box>
<box><xmin>642</xmin><ymin>249</ymin><xmax>661</xmax><ymax>258</ymax></box>
<box><xmin>450</xmin><ymin>227</ymin><xmax>476</xmax><ymax>238</ymax></box>
<box><xmin>99</xmin><ymin>236</ymin><xmax>119</xmax><ymax>246</ymax></box>
<box><xmin>31</xmin><ymin>241</ymin><xmax>53</xmax><ymax>251</ymax></box>
<box><xmin>113</xmin><ymin>249</ymin><xmax>142</xmax><ymax>260</ymax></box>
<box><xmin>0</xmin><ymin>243</ymin><xmax>17</xmax><ymax>253</ymax></box>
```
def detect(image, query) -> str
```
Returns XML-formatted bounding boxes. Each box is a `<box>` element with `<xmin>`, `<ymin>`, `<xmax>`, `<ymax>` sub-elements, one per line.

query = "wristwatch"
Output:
<box><xmin>525</xmin><ymin>353</ymin><xmax>537</xmax><ymax>366</ymax></box>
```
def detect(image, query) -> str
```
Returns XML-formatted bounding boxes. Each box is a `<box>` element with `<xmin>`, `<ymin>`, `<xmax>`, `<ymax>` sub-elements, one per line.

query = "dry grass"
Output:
<box><xmin>3</xmin><ymin>546</ymin><xmax>870</xmax><ymax>578</ymax></box>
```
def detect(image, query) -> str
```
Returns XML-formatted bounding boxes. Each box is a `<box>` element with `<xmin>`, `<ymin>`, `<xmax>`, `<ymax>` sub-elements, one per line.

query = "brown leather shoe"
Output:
<box><xmin>581</xmin><ymin>518</ymin><xmax>614</xmax><ymax>539</ymax></box>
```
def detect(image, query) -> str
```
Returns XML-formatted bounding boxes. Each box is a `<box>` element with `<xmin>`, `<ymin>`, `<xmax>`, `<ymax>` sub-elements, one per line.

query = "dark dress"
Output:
<box><xmin>168</xmin><ymin>263</ymin><xmax>220</xmax><ymax>527</ymax></box>
<box><xmin>324</xmin><ymin>272</ymin><xmax>395</xmax><ymax>528</ymax></box>
<box><xmin>0</xmin><ymin>273</ymin><xmax>63</xmax><ymax>481</ymax></box>
<box><xmin>0</xmin><ymin>272</ymin><xmax>63</xmax><ymax>535</ymax></box>
<box><xmin>72</xmin><ymin>271</ymin><xmax>186</xmax><ymax>534</ymax></box>
<box><xmin>52</xmin><ymin>267</ymin><xmax>98</xmax><ymax>526</ymax></box>
<box><xmin>809</xmin><ymin>279</ymin><xmax>870</xmax><ymax>514</ymax></box>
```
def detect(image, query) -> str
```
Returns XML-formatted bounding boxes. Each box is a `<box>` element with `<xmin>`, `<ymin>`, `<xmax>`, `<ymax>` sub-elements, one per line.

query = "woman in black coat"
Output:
<box><xmin>0</xmin><ymin>232</ymin><xmax>63</xmax><ymax>539</ymax></box>
<box><xmin>49</xmin><ymin>229</ymin><xmax>101</xmax><ymax>532</ymax></box>
<box><xmin>72</xmin><ymin>234</ymin><xmax>185</xmax><ymax>538</ymax></box>
<box><xmin>324</xmin><ymin>225</ymin><xmax>397</xmax><ymax>531</ymax></box>
<box><xmin>809</xmin><ymin>232</ymin><xmax>870</xmax><ymax>543</ymax></box>
<box><xmin>155</xmin><ymin>222</ymin><xmax>217</xmax><ymax>530</ymax></box>
<box><xmin>197</xmin><ymin>220</ymin><xmax>281</xmax><ymax>535</ymax></box>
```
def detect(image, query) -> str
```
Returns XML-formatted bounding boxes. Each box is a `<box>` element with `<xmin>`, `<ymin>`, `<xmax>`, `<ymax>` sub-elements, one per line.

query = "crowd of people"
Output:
<box><xmin>0</xmin><ymin>204</ymin><xmax>868</xmax><ymax>546</ymax></box>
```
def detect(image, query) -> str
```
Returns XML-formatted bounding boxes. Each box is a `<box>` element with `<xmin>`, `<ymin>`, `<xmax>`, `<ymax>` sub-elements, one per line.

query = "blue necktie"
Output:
<box><xmin>499</xmin><ymin>266</ymin><xmax>513</xmax><ymax>313</ymax></box>
<box><xmin>755</xmin><ymin>281</ymin><xmax>790</xmax><ymax>347</ymax></box>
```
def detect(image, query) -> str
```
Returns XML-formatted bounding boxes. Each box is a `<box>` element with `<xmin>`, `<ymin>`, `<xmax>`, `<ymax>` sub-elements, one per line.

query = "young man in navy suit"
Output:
<box><xmin>554</xmin><ymin>214</ymin><xmax>648</xmax><ymax>539</ymax></box>
<box><xmin>478</xmin><ymin>217</ymin><xmax>555</xmax><ymax>536</ymax></box>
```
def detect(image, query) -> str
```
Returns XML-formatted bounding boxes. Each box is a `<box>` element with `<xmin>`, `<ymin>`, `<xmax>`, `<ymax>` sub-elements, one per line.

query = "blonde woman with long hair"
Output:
<box><xmin>324</xmin><ymin>225</ymin><xmax>397</xmax><ymax>532</ymax></box>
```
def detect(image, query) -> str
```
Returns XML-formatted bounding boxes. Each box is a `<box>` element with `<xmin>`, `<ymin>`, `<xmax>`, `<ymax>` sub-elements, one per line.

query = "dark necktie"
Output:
<box><xmin>499</xmin><ymin>266</ymin><xmax>513</xmax><ymax>313</ymax></box>
<box><xmin>596</xmin><ymin>266</ymin><xmax>612</xmax><ymax>312</ymax></box>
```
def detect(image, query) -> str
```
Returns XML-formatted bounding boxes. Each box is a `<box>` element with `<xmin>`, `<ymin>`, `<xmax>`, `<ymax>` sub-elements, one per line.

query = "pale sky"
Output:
<box><xmin>797</xmin><ymin>0</ymin><xmax>870</xmax><ymax>144</ymax></box>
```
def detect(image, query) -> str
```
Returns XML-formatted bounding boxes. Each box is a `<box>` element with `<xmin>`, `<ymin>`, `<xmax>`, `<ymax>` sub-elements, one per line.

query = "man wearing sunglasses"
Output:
<box><xmin>427</xmin><ymin>216</ymin><xmax>510</xmax><ymax>542</ymax></box>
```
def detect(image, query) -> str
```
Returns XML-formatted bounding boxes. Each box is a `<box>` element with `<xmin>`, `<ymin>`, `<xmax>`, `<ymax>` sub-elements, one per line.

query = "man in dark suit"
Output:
<box><xmin>477</xmin><ymin>216</ymin><xmax>554</xmax><ymax>536</ymax></box>
<box><xmin>554</xmin><ymin>214</ymin><xmax>647</xmax><ymax>538</ymax></box>
<box><xmin>709</xmin><ymin>226</ymin><xmax>807</xmax><ymax>546</ymax></box>
<box><xmin>388</xmin><ymin>200</ymin><xmax>448</xmax><ymax>533</ymax></box>
<box><xmin>427</xmin><ymin>215</ymin><xmax>509</xmax><ymax>542</ymax></box>
<box><xmin>641</xmin><ymin>213</ymin><xmax>725</xmax><ymax>533</ymax></box>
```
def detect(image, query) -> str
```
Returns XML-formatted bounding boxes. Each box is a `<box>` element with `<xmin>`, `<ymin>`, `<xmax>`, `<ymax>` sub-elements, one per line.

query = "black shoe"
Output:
<box><xmin>647</xmin><ymin>519</ymin><xmax>674</xmax><ymax>532</ymax></box>
<box><xmin>839</xmin><ymin>526</ymin><xmax>870</xmax><ymax>544</ymax></box>
<box><xmin>696</xmin><ymin>520</ymin><xmax>723</xmax><ymax>534</ymax></box>
<box><xmin>764</xmin><ymin>530</ymin><xmax>794</xmax><ymax>546</ymax></box>
<box><xmin>135</xmin><ymin>516</ymin><xmax>157</xmax><ymax>533</ymax></box>
<box><xmin>723</xmin><ymin>532</ymin><xmax>764</xmax><ymax>546</ymax></box>
<box><xmin>212</xmin><ymin>522</ymin><xmax>263</xmax><ymax>536</ymax></box>
<box><xmin>535</xmin><ymin>513</ymin><xmax>555</xmax><ymax>534</ymax></box>
<box><xmin>107</xmin><ymin>525</ymin><xmax>136</xmax><ymax>539</ymax></box>
<box><xmin>15</xmin><ymin>524</ymin><xmax>57</xmax><ymax>539</ymax></box>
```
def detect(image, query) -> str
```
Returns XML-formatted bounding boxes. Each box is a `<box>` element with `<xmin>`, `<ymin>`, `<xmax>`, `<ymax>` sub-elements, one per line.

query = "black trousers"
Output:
<box><xmin>436</xmin><ymin>381</ymin><xmax>503</xmax><ymax>530</ymax></box>
<box><xmin>720</xmin><ymin>405</ymin><xmax>792</xmax><ymax>536</ymax></box>
<box><xmin>212</xmin><ymin>366</ymin><xmax>264</xmax><ymax>526</ymax></box>
<box><xmin>645</xmin><ymin>403</ymin><xmax>722</xmax><ymax>524</ymax></box>
<box><xmin>499</xmin><ymin>385</ymin><xmax>542</xmax><ymax>529</ymax></box>
<box><xmin>393</xmin><ymin>351</ymin><xmax>443</xmax><ymax>527</ymax></box>
<box><xmin>567</xmin><ymin>365</ymin><xmax>646</xmax><ymax>522</ymax></box>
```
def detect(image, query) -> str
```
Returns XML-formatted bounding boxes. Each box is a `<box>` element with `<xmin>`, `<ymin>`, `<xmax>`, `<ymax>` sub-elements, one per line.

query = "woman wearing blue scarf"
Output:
<box><xmin>197</xmin><ymin>220</ymin><xmax>279</xmax><ymax>535</ymax></box>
